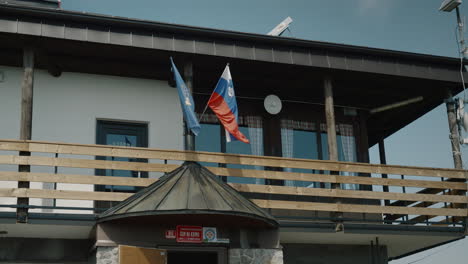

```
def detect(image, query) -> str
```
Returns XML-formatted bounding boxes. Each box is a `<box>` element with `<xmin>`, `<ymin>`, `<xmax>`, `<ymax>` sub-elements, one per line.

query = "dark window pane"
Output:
<box><xmin>195</xmin><ymin>123</ymin><xmax>221</xmax><ymax>168</ymax></box>
<box><xmin>289</xmin><ymin>130</ymin><xmax>319</xmax><ymax>187</ymax></box>
<box><xmin>321</xmin><ymin>133</ymin><xmax>329</xmax><ymax>160</ymax></box>
<box><xmin>96</xmin><ymin>121</ymin><xmax>147</xmax><ymax>193</ymax></box>
<box><xmin>106</xmin><ymin>134</ymin><xmax>136</xmax><ymax>147</ymax></box>
<box><xmin>227</xmin><ymin>126</ymin><xmax>265</xmax><ymax>185</ymax></box>
<box><xmin>321</xmin><ymin>133</ymin><xmax>358</xmax><ymax>189</ymax></box>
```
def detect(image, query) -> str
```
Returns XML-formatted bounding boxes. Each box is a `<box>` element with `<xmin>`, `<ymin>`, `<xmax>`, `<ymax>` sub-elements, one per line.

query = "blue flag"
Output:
<box><xmin>170</xmin><ymin>58</ymin><xmax>201</xmax><ymax>136</ymax></box>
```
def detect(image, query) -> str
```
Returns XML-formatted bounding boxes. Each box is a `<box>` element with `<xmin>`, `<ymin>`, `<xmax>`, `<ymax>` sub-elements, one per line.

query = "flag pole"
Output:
<box><xmin>198</xmin><ymin>95</ymin><xmax>213</xmax><ymax>123</ymax></box>
<box><xmin>184</xmin><ymin>60</ymin><xmax>195</xmax><ymax>151</ymax></box>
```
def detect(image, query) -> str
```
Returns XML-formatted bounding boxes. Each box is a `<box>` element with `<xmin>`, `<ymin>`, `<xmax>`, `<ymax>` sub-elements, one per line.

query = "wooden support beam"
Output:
<box><xmin>1</xmin><ymin>172</ymin><xmax>465</xmax><ymax>204</ymax></box>
<box><xmin>0</xmin><ymin>188</ymin><xmax>132</xmax><ymax>202</ymax></box>
<box><xmin>0</xmin><ymin>156</ymin><xmax>465</xmax><ymax>190</ymax></box>
<box><xmin>20</xmin><ymin>49</ymin><xmax>34</xmax><ymax>142</ymax></box>
<box><xmin>0</xmin><ymin>155</ymin><xmax>178</xmax><ymax>173</ymax></box>
<box><xmin>0</xmin><ymin>171</ymin><xmax>157</xmax><ymax>187</ymax></box>
<box><xmin>252</xmin><ymin>199</ymin><xmax>468</xmax><ymax>217</ymax></box>
<box><xmin>2</xmin><ymin>187</ymin><xmax>466</xmax><ymax>217</ymax></box>
<box><xmin>324</xmin><ymin>76</ymin><xmax>338</xmax><ymax>162</ymax></box>
<box><xmin>1</xmin><ymin>139</ymin><xmax>467</xmax><ymax>179</ymax></box>
<box><xmin>230</xmin><ymin>183</ymin><xmax>468</xmax><ymax>204</ymax></box>
<box><xmin>403</xmin><ymin>202</ymin><xmax>467</xmax><ymax>224</ymax></box>
<box><xmin>324</xmin><ymin>75</ymin><xmax>342</xmax><ymax>225</ymax></box>
<box><xmin>385</xmin><ymin>189</ymin><xmax>465</xmax><ymax>221</ymax></box>
<box><xmin>17</xmin><ymin>48</ymin><xmax>34</xmax><ymax>223</ymax></box>
<box><xmin>446</xmin><ymin>96</ymin><xmax>463</xmax><ymax>169</ymax></box>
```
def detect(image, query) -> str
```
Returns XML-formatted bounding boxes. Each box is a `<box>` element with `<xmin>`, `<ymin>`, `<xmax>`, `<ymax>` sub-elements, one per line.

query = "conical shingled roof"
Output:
<box><xmin>98</xmin><ymin>161</ymin><xmax>278</xmax><ymax>227</ymax></box>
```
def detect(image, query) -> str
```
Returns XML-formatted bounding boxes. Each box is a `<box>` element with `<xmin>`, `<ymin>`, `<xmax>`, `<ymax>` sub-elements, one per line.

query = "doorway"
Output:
<box><xmin>168</xmin><ymin>251</ymin><xmax>217</xmax><ymax>264</ymax></box>
<box><xmin>162</xmin><ymin>247</ymin><xmax>226</xmax><ymax>264</ymax></box>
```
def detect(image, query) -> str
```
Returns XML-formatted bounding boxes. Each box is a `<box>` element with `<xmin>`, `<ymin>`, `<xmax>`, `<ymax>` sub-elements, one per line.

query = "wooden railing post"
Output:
<box><xmin>17</xmin><ymin>47</ymin><xmax>34</xmax><ymax>223</ymax></box>
<box><xmin>378</xmin><ymin>140</ymin><xmax>390</xmax><ymax>206</ymax></box>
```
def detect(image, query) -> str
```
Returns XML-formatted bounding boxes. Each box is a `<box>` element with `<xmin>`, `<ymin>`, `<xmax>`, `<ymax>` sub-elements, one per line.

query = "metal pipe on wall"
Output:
<box><xmin>184</xmin><ymin>60</ymin><xmax>195</xmax><ymax>151</ymax></box>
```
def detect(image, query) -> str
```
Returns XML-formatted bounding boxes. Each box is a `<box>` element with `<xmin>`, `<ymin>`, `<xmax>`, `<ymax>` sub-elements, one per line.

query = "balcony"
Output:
<box><xmin>0</xmin><ymin>139</ymin><xmax>466</xmax><ymax>228</ymax></box>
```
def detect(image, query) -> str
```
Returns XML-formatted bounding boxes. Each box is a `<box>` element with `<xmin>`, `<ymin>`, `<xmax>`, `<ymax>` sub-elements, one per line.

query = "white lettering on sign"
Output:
<box><xmin>165</xmin><ymin>230</ymin><xmax>176</xmax><ymax>239</ymax></box>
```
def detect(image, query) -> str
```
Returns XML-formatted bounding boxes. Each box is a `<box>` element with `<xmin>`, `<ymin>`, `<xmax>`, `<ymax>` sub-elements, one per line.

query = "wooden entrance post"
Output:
<box><xmin>17</xmin><ymin>48</ymin><xmax>34</xmax><ymax>223</ymax></box>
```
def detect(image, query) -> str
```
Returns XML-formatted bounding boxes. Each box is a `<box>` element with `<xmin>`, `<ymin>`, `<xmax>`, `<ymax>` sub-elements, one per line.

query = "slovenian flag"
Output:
<box><xmin>170</xmin><ymin>57</ymin><xmax>201</xmax><ymax>136</ymax></box>
<box><xmin>208</xmin><ymin>65</ymin><xmax>249</xmax><ymax>144</ymax></box>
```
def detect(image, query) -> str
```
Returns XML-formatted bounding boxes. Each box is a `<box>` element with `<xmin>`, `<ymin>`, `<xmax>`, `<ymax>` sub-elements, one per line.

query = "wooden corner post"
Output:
<box><xmin>17</xmin><ymin>48</ymin><xmax>34</xmax><ymax>223</ymax></box>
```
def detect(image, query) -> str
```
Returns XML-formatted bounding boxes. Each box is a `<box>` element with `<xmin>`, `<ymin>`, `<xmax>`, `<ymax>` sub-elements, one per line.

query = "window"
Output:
<box><xmin>195</xmin><ymin>112</ymin><xmax>360</xmax><ymax>190</ymax></box>
<box><xmin>321</xmin><ymin>123</ymin><xmax>359</xmax><ymax>190</ymax></box>
<box><xmin>281</xmin><ymin>120</ymin><xmax>359</xmax><ymax>190</ymax></box>
<box><xmin>95</xmin><ymin>120</ymin><xmax>148</xmax><ymax>192</ymax></box>
<box><xmin>281</xmin><ymin>119</ymin><xmax>321</xmax><ymax>188</ymax></box>
<box><xmin>195</xmin><ymin>114</ymin><xmax>265</xmax><ymax>185</ymax></box>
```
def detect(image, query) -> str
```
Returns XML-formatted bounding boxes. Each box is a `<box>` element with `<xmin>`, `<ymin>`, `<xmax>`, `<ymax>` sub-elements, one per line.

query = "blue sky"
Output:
<box><xmin>62</xmin><ymin>1</ymin><xmax>467</xmax><ymax>263</ymax></box>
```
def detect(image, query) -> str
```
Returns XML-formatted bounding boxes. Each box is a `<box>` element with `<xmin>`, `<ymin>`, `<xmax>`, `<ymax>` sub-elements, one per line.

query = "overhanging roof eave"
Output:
<box><xmin>0</xmin><ymin>3</ymin><xmax>466</xmax><ymax>84</ymax></box>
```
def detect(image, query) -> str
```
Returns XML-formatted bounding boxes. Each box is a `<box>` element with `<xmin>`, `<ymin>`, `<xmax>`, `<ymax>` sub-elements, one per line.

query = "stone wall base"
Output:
<box><xmin>95</xmin><ymin>246</ymin><xmax>284</xmax><ymax>264</ymax></box>
<box><xmin>96</xmin><ymin>246</ymin><xmax>119</xmax><ymax>264</ymax></box>
<box><xmin>229</xmin><ymin>248</ymin><xmax>283</xmax><ymax>264</ymax></box>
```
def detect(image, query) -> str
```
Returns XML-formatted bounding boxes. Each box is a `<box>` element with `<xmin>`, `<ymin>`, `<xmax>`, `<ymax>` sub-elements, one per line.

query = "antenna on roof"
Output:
<box><xmin>267</xmin><ymin>17</ymin><xmax>293</xmax><ymax>36</ymax></box>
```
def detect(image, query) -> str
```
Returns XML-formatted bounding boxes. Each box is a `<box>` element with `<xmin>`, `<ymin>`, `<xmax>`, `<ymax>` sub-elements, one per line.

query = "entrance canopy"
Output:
<box><xmin>98</xmin><ymin>162</ymin><xmax>278</xmax><ymax>228</ymax></box>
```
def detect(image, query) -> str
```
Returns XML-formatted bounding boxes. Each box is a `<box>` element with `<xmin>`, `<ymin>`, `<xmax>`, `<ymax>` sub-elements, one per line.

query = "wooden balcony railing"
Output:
<box><xmin>0</xmin><ymin>139</ymin><xmax>467</xmax><ymax>226</ymax></box>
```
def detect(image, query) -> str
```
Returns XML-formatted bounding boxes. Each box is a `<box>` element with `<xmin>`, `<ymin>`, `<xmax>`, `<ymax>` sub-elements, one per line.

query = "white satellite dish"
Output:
<box><xmin>267</xmin><ymin>17</ymin><xmax>293</xmax><ymax>36</ymax></box>
<box><xmin>264</xmin><ymin>94</ymin><xmax>282</xmax><ymax>115</ymax></box>
<box><xmin>439</xmin><ymin>0</ymin><xmax>462</xmax><ymax>12</ymax></box>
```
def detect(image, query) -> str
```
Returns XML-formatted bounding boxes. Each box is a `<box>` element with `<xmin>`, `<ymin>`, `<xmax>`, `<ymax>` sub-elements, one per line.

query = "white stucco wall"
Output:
<box><xmin>0</xmin><ymin>66</ymin><xmax>22</xmax><ymax>211</ymax></box>
<box><xmin>0</xmin><ymin>65</ymin><xmax>183</xmax><ymax>213</ymax></box>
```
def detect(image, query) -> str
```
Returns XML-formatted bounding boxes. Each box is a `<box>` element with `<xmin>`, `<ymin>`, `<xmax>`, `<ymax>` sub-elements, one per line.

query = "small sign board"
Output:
<box><xmin>202</xmin><ymin>227</ymin><xmax>217</xmax><ymax>242</ymax></box>
<box><xmin>215</xmin><ymin>238</ymin><xmax>230</xmax><ymax>244</ymax></box>
<box><xmin>165</xmin><ymin>230</ymin><xmax>176</xmax><ymax>239</ymax></box>
<box><xmin>176</xmin><ymin>225</ymin><xmax>202</xmax><ymax>243</ymax></box>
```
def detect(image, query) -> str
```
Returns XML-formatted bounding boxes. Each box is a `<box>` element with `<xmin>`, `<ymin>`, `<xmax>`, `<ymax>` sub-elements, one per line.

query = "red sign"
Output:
<box><xmin>165</xmin><ymin>230</ymin><xmax>176</xmax><ymax>239</ymax></box>
<box><xmin>176</xmin><ymin>225</ymin><xmax>202</xmax><ymax>243</ymax></box>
